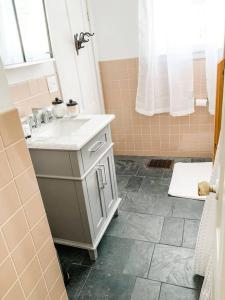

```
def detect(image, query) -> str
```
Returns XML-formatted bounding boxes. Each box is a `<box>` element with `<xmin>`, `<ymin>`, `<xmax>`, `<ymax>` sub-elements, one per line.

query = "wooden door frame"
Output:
<box><xmin>214</xmin><ymin>59</ymin><xmax>225</xmax><ymax>158</ymax></box>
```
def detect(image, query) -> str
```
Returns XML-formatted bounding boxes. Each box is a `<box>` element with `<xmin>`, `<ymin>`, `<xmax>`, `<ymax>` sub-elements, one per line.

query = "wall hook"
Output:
<box><xmin>74</xmin><ymin>32</ymin><xmax>95</xmax><ymax>55</ymax></box>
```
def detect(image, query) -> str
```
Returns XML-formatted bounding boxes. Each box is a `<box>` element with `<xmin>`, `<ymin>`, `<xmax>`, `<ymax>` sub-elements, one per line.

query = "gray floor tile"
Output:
<box><xmin>159</xmin><ymin>283</ymin><xmax>200</xmax><ymax>300</ymax></box>
<box><xmin>183</xmin><ymin>220</ymin><xmax>200</xmax><ymax>249</ymax></box>
<box><xmin>107</xmin><ymin>211</ymin><xmax>164</xmax><ymax>243</ymax></box>
<box><xmin>150</xmin><ymin>196</ymin><xmax>173</xmax><ymax>217</ymax></box>
<box><xmin>162</xmin><ymin>169</ymin><xmax>173</xmax><ymax>179</ymax></box>
<box><xmin>148</xmin><ymin>244</ymin><xmax>199</xmax><ymax>288</ymax></box>
<box><xmin>120</xmin><ymin>192</ymin><xmax>154</xmax><ymax>214</ymax></box>
<box><xmin>138</xmin><ymin>165</ymin><xmax>165</xmax><ymax>178</ymax></box>
<box><xmin>172</xmin><ymin>198</ymin><xmax>204</xmax><ymax>220</ymax></box>
<box><xmin>123</xmin><ymin>163</ymin><xmax>141</xmax><ymax>175</ymax></box>
<box><xmin>106</xmin><ymin>210</ymin><xmax>129</xmax><ymax>237</ymax></box>
<box><xmin>161</xmin><ymin>178</ymin><xmax>172</xmax><ymax>186</ymax></box>
<box><xmin>117</xmin><ymin>175</ymin><xmax>131</xmax><ymax>192</ymax></box>
<box><xmin>139</xmin><ymin>177</ymin><xmax>169</xmax><ymax>195</ymax></box>
<box><xmin>160</xmin><ymin>217</ymin><xmax>184</xmax><ymax>246</ymax></box>
<box><xmin>115</xmin><ymin>155</ymin><xmax>146</xmax><ymax>162</ymax></box>
<box><xmin>66</xmin><ymin>265</ymin><xmax>91</xmax><ymax>300</ymax></box>
<box><xmin>82</xmin><ymin>236</ymin><xmax>154</xmax><ymax>278</ymax></box>
<box><xmin>116</xmin><ymin>161</ymin><xmax>126</xmax><ymax>175</ymax></box>
<box><xmin>78</xmin><ymin>269</ymin><xmax>136</xmax><ymax>300</ymax></box>
<box><xmin>131</xmin><ymin>278</ymin><xmax>161</xmax><ymax>300</ymax></box>
<box><xmin>118</xmin><ymin>191</ymin><xmax>128</xmax><ymax>209</ymax></box>
<box><xmin>115</xmin><ymin>159</ymin><xmax>141</xmax><ymax>175</ymax></box>
<box><xmin>55</xmin><ymin>244</ymin><xmax>86</xmax><ymax>270</ymax></box>
<box><xmin>125</xmin><ymin>176</ymin><xmax>143</xmax><ymax>192</ymax></box>
<box><xmin>174</xmin><ymin>157</ymin><xmax>192</xmax><ymax>163</ymax></box>
<box><xmin>122</xmin><ymin>212</ymin><xmax>164</xmax><ymax>242</ymax></box>
<box><xmin>121</xmin><ymin>192</ymin><xmax>173</xmax><ymax>217</ymax></box>
<box><xmin>191</xmin><ymin>158</ymin><xmax>212</xmax><ymax>162</ymax></box>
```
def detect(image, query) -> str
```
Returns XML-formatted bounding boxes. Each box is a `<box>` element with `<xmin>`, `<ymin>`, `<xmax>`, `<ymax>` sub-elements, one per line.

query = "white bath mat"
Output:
<box><xmin>168</xmin><ymin>162</ymin><xmax>213</xmax><ymax>200</ymax></box>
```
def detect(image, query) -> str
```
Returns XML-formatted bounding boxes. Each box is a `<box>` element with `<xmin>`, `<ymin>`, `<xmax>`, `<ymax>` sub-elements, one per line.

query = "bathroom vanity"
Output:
<box><xmin>27</xmin><ymin>115</ymin><xmax>120</xmax><ymax>260</ymax></box>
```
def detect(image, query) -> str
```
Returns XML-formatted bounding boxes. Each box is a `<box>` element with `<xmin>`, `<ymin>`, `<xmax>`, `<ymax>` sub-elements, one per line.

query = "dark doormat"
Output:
<box><xmin>145</xmin><ymin>159</ymin><xmax>173</xmax><ymax>169</ymax></box>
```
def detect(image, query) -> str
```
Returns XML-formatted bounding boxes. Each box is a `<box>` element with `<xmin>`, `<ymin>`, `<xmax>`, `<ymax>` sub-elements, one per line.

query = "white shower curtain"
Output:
<box><xmin>137</xmin><ymin>0</ymin><xmax>225</xmax><ymax>117</ymax></box>
<box><xmin>136</xmin><ymin>0</ymin><xmax>194</xmax><ymax>116</ymax></box>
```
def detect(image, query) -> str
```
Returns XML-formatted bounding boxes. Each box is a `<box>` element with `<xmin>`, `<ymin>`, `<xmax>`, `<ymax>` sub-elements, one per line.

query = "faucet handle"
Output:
<box><xmin>46</xmin><ymin>107</ymin><xmax>54</xmax><ymax>120</ymax></box>
<box><xmin>42</xmin><ymin>109</ymin><xmax>50</xmax><ymax>124</ymax></box>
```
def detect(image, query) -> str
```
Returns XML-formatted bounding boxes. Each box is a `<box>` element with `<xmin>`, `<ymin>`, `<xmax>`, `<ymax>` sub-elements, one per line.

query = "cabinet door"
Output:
<box><xmin>99</xmin><ymin>150</ymin><xmax>117</xmax><ymax>216</ymax></box>
<box><xmin>86</xmin><ymin>166</ymin><xmax>106</xmax><ymax>237</ymax></box>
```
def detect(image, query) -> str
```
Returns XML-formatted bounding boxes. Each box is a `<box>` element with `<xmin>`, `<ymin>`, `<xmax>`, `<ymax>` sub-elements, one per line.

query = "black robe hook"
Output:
<box><xmin>74</xmin><ymin>32</ymin><xmax>95</xmax><ymax>55</ymax></box>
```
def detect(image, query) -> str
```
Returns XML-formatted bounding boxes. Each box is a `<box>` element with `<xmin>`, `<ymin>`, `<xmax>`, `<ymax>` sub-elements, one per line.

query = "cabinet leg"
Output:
<box><xmin>114</xmin><ymin>209</ymin><xmax>119</xmax><ymax>217</ymax></box>
<box><xmin>88</xmin><ymin>249</ymin><xmax>98</xmax><ymax>261</ymax></box>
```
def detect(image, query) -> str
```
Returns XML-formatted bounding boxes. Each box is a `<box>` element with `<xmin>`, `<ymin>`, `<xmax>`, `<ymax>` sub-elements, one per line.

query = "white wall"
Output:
<box><xmin>89</xmin><ymin>0</ymin><xmax>138</xmax><ymax>61</ymax></box>
<box><xmin>0</xmin><ymin>57</ymin><xmax>13</xmax><ymax>111</ymax></box>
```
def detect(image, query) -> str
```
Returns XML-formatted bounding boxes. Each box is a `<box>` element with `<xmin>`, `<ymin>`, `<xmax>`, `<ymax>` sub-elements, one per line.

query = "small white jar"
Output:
<box><xmin>66</xmin><ymin>99</ymin><xmax>79</xmax><ymax>118</ymax></box>
<box><xmin>52</xmin><ymin>98</ymin><xmax>66</xmax><ymax>118</ymax></box>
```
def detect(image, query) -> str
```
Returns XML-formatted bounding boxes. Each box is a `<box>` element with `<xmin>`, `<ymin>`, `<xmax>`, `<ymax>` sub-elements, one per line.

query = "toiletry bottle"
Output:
<box><xmin>22</xmin><ymin>121</ymin><xmax>32</xmax><ymax>139</ymax></box>
<box><xmin>52</xmin><ymin>97</ymin><xmax>66</xmax><ymax>118</ymax></box>
<box><xmin>66</xmin><ymin>99</ymin><xmax>80</xmax><ymax>117</ymax></box>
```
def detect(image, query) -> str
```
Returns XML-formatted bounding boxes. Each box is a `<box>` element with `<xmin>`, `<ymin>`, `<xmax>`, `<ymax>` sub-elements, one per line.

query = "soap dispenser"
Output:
<box><xmin>52</xmin><ymin>97</ymin><xmax>66</xmax><ymax>118</ymax></box>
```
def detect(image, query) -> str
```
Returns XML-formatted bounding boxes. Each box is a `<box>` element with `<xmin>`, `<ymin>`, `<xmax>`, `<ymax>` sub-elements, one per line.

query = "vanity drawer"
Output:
<box><xmin>81</xmin><ymin>126</ymin><xmax>111</xmax><ymax>172</ymax></box>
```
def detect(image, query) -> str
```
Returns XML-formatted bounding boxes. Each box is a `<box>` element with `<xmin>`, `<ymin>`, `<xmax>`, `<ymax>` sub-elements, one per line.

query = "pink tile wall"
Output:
<box><xmin>0</xmin><ymin>108</ymin><xmax>67</xmax><ymax>300</ymax></box>
<box><xmin>9</xmin><ymin>75</ymin><xmax>61</xmax><ymax>118</ymax></box>
<box><xmin>100</xmin><ymin>58</ymin><xmax>214</xmax><ymax>157</ymax></box>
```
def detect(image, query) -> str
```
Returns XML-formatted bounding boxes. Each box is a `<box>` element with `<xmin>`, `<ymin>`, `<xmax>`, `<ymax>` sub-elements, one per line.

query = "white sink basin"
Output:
<box><xmin>32</xmin><ymin>118</ymin><xmax>90</xmax><ymax>139</ymax></box>
<box><xmin>26</xmin><ymin>114</ymin><xmax>115</xmax><ymax>150</ymax></box>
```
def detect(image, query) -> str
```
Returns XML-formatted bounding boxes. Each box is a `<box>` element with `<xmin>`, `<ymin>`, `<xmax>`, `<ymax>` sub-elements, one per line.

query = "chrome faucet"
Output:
<box><xmin>32</xmin><ymin>108</ymin><xmax>43</xmax><ymax>128</ymax></box>
<box><xmin>32</xmin><ymin>107</ymin><xmax>53</xmax><ymax>128</ymax></box>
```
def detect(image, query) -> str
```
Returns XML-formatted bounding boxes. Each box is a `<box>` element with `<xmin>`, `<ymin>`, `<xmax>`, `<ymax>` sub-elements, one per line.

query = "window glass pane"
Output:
<box><xmin>14</xmin><ymin>0</ymin><xmax>51</xmax><ymax>61</ymax></box>
<box><xmin>0</xmin><ymin>0</ymin><xmax>24</xmax><ymax>65</ymax></box>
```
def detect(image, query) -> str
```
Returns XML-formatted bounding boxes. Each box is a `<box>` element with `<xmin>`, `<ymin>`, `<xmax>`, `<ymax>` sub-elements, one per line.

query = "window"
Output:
<box><xmin>0</xmin><ymin>0</ymin><xmax>24</xmax><ymax>65</ymax></box>
<box><xmin>0</xmin><ymin>0</ymin><xmax>52</xmax><ymax>66</ymax></box>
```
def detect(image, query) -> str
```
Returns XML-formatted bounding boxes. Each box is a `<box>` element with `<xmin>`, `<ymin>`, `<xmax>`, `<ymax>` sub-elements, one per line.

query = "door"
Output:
<box><xmin>45</xmin><ymin>0</ymin><xmax>104</xmax><ymax>113</ymax></box>
<box><xmin>86</xmin><ymin>165</ymin><xmax>106</xmax><ymax>237</ymax></box>
<box><xmin>213</xmin><ymin>59</ymin><xmax>225</xmax><ymax>158</ymax></box>
<box><xmin>65</xmin><ymin>0</ymin><xmax>104</xmax><ymax>114</ymax></box>
<box><xmin>213</xmin><ymin>80</ymin><xmax>225</xmax><ymax>299</ymax></box>
<box><xmin>99</xmin><ymin>149</ymin><xmax>118</xmax><ymax>216</ymax></box>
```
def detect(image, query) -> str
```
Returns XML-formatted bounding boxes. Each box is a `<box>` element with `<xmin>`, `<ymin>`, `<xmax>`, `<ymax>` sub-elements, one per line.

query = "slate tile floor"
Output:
<box><xmin>56</xmin><ymin>156</ymin><xmax>209</xmax><ymax>300</ymax></box>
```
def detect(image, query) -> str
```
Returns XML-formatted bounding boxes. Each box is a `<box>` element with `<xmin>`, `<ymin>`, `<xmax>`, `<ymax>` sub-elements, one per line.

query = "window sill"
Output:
<box><xmin>3</xmin><ymin>58</ymin><xmax>55</xmax><ymax>70</ymax></box>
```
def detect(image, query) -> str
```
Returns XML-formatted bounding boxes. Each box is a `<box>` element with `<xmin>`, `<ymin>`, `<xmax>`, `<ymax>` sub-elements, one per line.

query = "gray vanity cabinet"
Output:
<box><xmin>85</xmin><ymin>148</ymin><xmax>118</xmax><ymax>240</ymax></box>
<box><xmin>85</xmin><ymin>165</ymin><xmax>106</xmax><ymax>237</ymax></box>
<box><xmin>99</xmin><ymin>149</ymin><xmax>117</xmax><ymax>215</ymax></box>
<box><xmin>29</xmin><ymin>125</ymin><xmax>120</xmax><ymax>260</ymax></box>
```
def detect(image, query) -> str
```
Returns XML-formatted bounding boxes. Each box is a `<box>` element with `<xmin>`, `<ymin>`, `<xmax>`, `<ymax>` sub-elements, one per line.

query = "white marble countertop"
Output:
<box><xmin>26</xmin><ymin>114</ymin><xmax>115</xmax><ymax>151</ymax></box>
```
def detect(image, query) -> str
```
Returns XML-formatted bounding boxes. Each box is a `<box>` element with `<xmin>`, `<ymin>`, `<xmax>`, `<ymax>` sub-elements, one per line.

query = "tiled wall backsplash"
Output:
<box><xmin>9</xmin><ymin>74</ymin><xmax>61</xmax><ymax>117</ymax></box>
<box><xmin>100</xmin><ymin>58</ymin><xmax>214</xmax><ymax>157</ymax></box>
<box><xmin>0</xmin><ymin>108</ymin><xmax>67</xmax><ymax>299</ymax></box>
